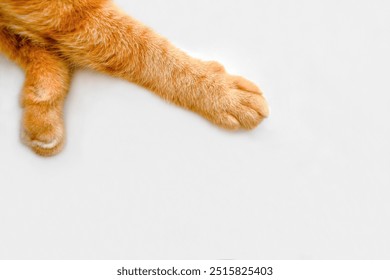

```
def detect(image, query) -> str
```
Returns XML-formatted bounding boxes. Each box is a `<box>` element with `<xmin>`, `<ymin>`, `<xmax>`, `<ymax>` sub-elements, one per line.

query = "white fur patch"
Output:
<box><xmin>31</xmin><ymin>139</ymin><xmax>59</xmax><ymax>150</ymax></box>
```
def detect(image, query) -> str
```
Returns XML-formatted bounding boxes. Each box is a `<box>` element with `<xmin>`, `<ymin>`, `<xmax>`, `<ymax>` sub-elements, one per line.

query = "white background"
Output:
<box><xmin>0</xmin><ymin>0</ymin><xmax>389</xmax><ymax>259</ymax></box>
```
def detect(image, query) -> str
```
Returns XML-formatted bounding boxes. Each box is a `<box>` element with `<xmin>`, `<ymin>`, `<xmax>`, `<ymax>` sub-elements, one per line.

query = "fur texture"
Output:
<box><xmin>0</xmin><ymin>0</ymin><xmax>269</xmax><ymax>156</ymax></box>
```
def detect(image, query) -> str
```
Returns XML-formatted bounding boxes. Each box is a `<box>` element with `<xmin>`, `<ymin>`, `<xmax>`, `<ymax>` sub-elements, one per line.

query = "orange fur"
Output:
<box><xmin>0</xmin><ymin>0</ymin><xmax>269</xmax><ymax>156</ymax></box>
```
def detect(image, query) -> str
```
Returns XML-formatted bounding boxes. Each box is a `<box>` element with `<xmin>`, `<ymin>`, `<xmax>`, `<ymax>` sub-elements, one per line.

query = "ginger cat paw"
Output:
<box><xmin>21</xmin><ymin>105</ymin><xmax>65</xmax><ymax>157</ymax></box>
<box><xmin>201</xmin><ymin>71</ymin><xmax>269</xmax><ymax>131</ymax></box>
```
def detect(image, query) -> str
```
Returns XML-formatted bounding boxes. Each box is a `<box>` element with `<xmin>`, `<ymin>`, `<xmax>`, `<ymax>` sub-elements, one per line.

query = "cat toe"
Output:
<box><xmin>24</xmin><ymin>136</ymin><xmax>64</xmax><ymax>157</ymax></box>
<box><xmin>21</xmin><ymin>128</ymin><xmax>64</xmax><ymax>157</ymax></box>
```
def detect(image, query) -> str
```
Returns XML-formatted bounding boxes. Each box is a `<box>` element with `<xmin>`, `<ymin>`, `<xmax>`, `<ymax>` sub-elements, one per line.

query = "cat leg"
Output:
<box><xmin>21</xmin><ymin>52</ymin><xmax>71</xmax><ymax>156</ymax></box>
<box><xmin>0</xmin><ymin>27</ymin><xmax>71</xmax><ymax>156</ymax></box>
<box><xmin>58</xmin><ymin>4</ymin><xmax>269</xmax><ymax>130</ymax></box>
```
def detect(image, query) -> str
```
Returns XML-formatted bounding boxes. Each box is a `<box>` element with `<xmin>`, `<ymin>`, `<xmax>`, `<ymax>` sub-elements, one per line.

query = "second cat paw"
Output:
<box><xmin>21</xmin><ymin>105</ymin><xmax>65</xmax><ymax>157</ymax></box>
<box><xmin>201</xmin><ymin>74</ymin><xmax>269</xmax><ymax>130</ymax></box>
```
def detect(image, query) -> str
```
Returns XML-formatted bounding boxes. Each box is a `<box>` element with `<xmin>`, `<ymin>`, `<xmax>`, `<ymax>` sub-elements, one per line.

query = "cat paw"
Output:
<box><xmin>204</xmin><ymin>74</ymin><xmax>269</xmax><ymax>130</ymax></box>
<box><xmin>21</xmin><ymin>105</ymin><xmax>65</xmax><ymax>157</ymax></box>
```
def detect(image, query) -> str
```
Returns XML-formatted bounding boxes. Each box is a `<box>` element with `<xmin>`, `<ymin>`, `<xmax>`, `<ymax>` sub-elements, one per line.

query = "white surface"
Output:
<box><xmin>0</xmin><ymin>0</ymin><xmax>389</xmax><ymax>260</ymax></box>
